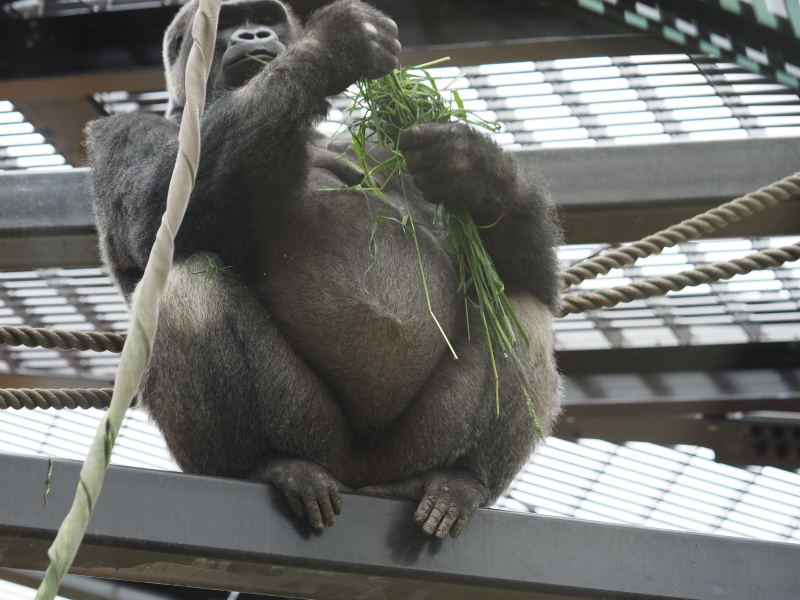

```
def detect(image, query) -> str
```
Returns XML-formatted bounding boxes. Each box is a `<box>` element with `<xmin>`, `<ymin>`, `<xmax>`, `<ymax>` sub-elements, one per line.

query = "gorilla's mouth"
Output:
<box><xmin>222</xmin><ymin>51</ymin><xmax>277</xmax><ymax>87</ymax></box>
<box><xmin>228</xmin><ymin>51</ymin><xmax>275</xmax><ymax>68</ymax></box>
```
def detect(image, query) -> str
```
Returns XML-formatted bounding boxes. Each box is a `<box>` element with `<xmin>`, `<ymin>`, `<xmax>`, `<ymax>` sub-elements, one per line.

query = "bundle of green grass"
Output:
<box><xmin>344</xmin><ymin>60</ymin><xmax>543</xmax><ymax>437</ymax></box>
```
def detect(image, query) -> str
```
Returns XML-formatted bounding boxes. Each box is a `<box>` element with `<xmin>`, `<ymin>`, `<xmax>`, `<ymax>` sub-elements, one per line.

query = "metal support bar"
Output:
<box><xmin>0</xmin><ymin>138</ymin><xmax>796</xmax><ymax>270</ymax></box>
<box><xmin>1</xmin><ymin>453</ymin><xmax>798</xmax><ymax>600</ymax></box>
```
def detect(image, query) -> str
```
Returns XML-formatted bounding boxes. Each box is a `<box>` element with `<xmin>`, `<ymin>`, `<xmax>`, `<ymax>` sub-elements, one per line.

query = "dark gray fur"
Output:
<box><xmin>86</xmin><ymin>0</ymin><xmax>563</xmax><ymax>538</ymax></box>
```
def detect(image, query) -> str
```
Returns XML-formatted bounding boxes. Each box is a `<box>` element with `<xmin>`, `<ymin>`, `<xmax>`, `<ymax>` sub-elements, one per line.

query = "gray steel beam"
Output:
<box><xmin>1</xmin><ymin>138</ymin><xmax>797</xmax><ymax>270</ymax></box>
<box><xmin>1</xmin><ymin>453</ymin><xmax>799</xmax><ymax>600</ymax></box>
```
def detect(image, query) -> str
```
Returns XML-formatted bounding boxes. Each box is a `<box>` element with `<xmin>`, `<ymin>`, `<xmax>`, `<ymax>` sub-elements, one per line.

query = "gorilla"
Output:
<box><xmin>86</xmin><ymin>0</ymin><xmax>562</xmax><ymax>539</ymax></box>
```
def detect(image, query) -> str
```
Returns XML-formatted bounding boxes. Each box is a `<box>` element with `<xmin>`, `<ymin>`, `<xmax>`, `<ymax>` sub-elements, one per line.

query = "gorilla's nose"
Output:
<box><xmin>231</xmin><ymin>26</ymin><xmax>277</xmax><ymax>44</ymax></box>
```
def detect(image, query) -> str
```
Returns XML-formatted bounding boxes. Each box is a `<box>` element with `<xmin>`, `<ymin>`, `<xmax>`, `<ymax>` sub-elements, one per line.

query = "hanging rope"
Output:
<box><xmin>0</xmin><ymin>388</ymin><xmax>114</xmax><ymax>410</ymax></box>
<box><xmin>560</xmin><ymin>242</ymin><xmax>800</xmax><ymax>316</ymax></box>
<box><xmin>32</xmin><ymin>0</ymin><xmax>222</xmax><ymax>597</ymax></box>
<box><xmin>561</xmin><ymin>172</ymin><xmax>800</xmax><ymax>289</ymax></box>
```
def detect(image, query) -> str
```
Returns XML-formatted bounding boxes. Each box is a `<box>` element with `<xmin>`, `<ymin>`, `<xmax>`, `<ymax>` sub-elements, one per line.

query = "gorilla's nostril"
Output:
<box><xmin>256</xmin><ymin>30</ymin><xmax>270</xmax><ymax>38</ymax></box>
<box><xmin>241</xmin><ymin>32</ymin><xmax>254</xmax><ymax>40</ymax></box>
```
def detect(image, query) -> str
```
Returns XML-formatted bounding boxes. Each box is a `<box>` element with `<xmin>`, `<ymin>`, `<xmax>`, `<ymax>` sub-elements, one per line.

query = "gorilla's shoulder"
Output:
<box><xmin>86</xmin><ymin>113</ymin><xmax>178</xmax><ymax>147</ymax></box>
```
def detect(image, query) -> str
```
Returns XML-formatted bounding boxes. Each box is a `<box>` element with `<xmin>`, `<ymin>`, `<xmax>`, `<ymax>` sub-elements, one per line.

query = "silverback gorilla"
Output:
<box><xmin>86</xmin><ymin>0</ymin><xmax>563</xmax><ymax>538</ymax></box>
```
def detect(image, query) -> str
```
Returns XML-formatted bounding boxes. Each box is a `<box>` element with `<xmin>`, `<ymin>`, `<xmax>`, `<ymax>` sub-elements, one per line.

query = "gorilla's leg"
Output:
<box><xmin>137</xmin><ymin>253</ymin><xmax>356</xmax><ymax>528</ymax></box>
<box><xmin>358</xmin><ymin>292</ymin><xmax>562</xmax><ymax>538</ymax></box>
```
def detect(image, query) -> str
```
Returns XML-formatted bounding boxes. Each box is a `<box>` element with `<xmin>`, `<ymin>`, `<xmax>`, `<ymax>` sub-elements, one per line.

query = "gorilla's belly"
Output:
<box><xmin>254</xmin><ymin>185</ymin><xmax>461</xmax><ymax>437</ymax></box>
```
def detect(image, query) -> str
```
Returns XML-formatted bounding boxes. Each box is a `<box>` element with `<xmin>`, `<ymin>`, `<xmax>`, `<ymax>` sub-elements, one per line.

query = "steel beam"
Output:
<box><xmin>1</xmin><ymin>453</ymin><xmax>798</xmax><ymax>600</ymax></box>
<box><xmin>0</xmin><ymin>138</ymin><xmax>796</xmax><ymax>270</ymax></box>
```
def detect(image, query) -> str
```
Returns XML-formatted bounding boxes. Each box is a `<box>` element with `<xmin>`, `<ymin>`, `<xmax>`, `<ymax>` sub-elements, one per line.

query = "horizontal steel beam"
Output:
<box><xmin>1</xmin><ymin>453</ymin><xmax>798</xmax><ymax>600</ymax></box>
<box><xmin>1</xmin><ymin>138</ymin><xmax>797</xmax><ymax>269</ymax></box>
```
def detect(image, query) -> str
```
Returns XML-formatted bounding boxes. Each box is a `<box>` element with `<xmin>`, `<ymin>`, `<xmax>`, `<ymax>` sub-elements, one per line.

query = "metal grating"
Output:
<box><xmin>95</xmin><ymin>54</ymin><xmax>800</xmax><ymax>149</ymax></box>
<box><xmin>0</xmin><ymin>100</ymin><xmax>73</xmax><ymax>172</ymax></box>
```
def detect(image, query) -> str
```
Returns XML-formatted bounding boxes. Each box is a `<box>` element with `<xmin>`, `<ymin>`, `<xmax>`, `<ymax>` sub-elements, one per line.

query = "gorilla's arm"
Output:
<box><xmin>399</xmin><ymin>124</ymin><xmax>563</xmax><ymax>311</ymax></box>
<box><xmin>88</xmin><ymin>0</ymin><xmax>401</xmax><ymax>296</ymax></box>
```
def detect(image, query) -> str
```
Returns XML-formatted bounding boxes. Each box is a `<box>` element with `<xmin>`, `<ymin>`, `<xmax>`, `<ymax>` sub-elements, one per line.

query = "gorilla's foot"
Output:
<box><xmin>253</xmin><ymin>457</ymin><xmax>346</xmax><ymax>529</ymax></box>
<box><xmin>358</xmin><ymin>471</ymin><xmax>488</xmax><ymax>539</ymax></box>
<box><xmin>414</xmin><ymin>470</ymin><xmax>488</xmax><ymax>539</ymax></box>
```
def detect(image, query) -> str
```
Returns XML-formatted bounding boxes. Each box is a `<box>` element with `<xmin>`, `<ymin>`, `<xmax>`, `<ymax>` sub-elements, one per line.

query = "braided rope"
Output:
<box><xmin>0</xmin><ymin>326</ymin><xmax>125</xmax><ymax>353</ymax></box>
<box><xmin>0</xmin><ymin>388</ymin><xmax>114</xmax><ymax>410</ymax></box>
<box><xmin>561</xmin><ymin>171</ymin><xmax>800</xmax><ymax>289</ymax></box>
<box><xmin>559</xmin><ymin>242</ymin><xmax>800</xmax><ymax>316</ymax></box>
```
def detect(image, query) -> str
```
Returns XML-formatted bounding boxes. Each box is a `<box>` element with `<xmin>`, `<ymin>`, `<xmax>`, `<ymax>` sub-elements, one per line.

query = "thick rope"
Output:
<box><xmin>0</xmin><ymin>326</ymin><xmax>125</xmax><ymax>353</ymax></box>
<box><xmin>561</xmin><ymin>172</ymin><xmax>800</xmax><ymax>289</ymax></box>
<box><xmin>559</xmin><ymin>242</ymin><xmax>800</xmax><ymax>316</ymax></box>
<box><xmin>0</xmin><ymin>388</ymin><xmax>114</xmax><ymax>410</ymax></box>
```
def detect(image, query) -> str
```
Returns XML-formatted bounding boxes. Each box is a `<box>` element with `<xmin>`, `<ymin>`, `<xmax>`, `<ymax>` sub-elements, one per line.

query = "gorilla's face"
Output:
<box><xmin>216</xmin><ymin>0</ymin><xmax>293</xmax><ymax>88</ymax></box>
<box><xmin>163</xmin><ymin>0</ymin><xmax>301</xmax><ymax>118</ymax></box>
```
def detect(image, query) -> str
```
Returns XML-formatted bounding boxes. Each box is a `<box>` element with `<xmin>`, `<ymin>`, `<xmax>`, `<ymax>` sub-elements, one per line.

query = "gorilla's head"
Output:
<box><xmin>163</xmin><ymin>0</ymin><xmax>303</xmax><ymax>120</ymax></box>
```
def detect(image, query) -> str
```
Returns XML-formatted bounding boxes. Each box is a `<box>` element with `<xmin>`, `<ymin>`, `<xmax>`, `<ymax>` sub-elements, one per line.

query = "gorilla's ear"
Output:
<box><xmin>162</xmin><ymin>0</ymin><xmax>198</xmax><ymax>122</ymax></box>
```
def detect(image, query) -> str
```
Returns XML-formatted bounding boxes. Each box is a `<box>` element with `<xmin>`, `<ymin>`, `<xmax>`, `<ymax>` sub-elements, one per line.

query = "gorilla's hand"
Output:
<box><xmin>253</xmin><ymin>457</ymin><xmax>347</xmax><ymax>529</ymax></box>
<box><xmin>357</xmin><ymin>470</ymin><xmax>488</xmax><ymax>539</ymax></box>
<box><xmin>302</xmin><ymin>0</ymin><xmax>401</xmax><ymax>96</ymax></box>
<box><xmin>399</xmin><ymin>123</ymin><xmax>518</xmax><ymax>223</ymax></box>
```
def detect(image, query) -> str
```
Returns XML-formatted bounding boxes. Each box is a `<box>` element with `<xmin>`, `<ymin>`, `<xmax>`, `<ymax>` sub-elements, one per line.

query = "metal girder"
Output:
<box><xmin>1</xmin><ymin>453</ymin><xmax>799</xmax><ymax>600</ymax></box>
<box><xmin>555</xmin><ymin>343</ymin><xmax>800</xmax><ymax>470</ymax></box>
<box><xmin>0</xmin><ymin>138</ymin><xmax>797</xmax><ymax>270</ymax></box>
<box><xmin>555</xmin><ymin>413</ymin><xmax>800</xmax><ymax>470</ymax></box>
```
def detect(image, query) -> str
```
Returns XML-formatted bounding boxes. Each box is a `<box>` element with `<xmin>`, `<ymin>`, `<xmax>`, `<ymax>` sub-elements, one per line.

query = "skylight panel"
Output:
<box><xmin>687</xmin><ymin>129</ymin><xmax>749</xmax><ymax>141</ymax></box>
<box><xmin>523</xmin><ymin>116</ymin><xmax>581</xmax><ymax>130</ymax></box>
<box><xmin>748</xmin><ymin>104</ymin><xmax>800</xmax><ymax>115</ymax></box>
<box><xmin>587</xmin><ymin>99</ymin><xmax>648</xmax><ymax>113</ymax></box>
<box><xmin>654</xmin><ymin>85</ymin><xmax>716</xmax><ymax>98</ymax></box>
<box><xmin>637</xmin><ymin>63</ymin><xmax>698</xmax><ymax>75</ymax></box>
<box><xmin>530</xmin><ymin>127</ymin><xmax>590</xmax><ymax>142</ymax></box>
<box><xmin>504</xmin><ymin>94</ymin><xmax>563</xmax><ymax>108</ymax></box>
<box><xmin>561</xmin><ymin>66</ymin><xmax>622</xmax><ymax>81</ymax></box>
<box><xmin>678</xmin><ymin>117</ymin><xmax>742</xmax><ymax>131</ymax></box>
<box><xmin>495</xmin><ymin>83</ymin><xmax>555</xmax><ymax>97</ymax></box>
<box><xmin>763</xmin><ymin>126</ymin><xmax>800</xmax><ymax>137</ymax></box>
<box><xmin>579</xmin><ymin>89</ymin><xmax>641</xmax><ymax>104</ymax></box>
<box><xmin>514</xmin><ymin>105</ymin><xmax>572</xmax><ymax>119</ymax></box>
<box><xmin>597</xmin><ymin>111</ymin><xmax>656</xmax><ymax>125</ymax></box>
<box><xmin>553</xmin><ymin>56</ymin><xmax>613</xmax><ymax>69</ymax></box>
<box><xmin>541</xmin><ymin>139</ymin><xmax>598</xmax><ymax>148</ymax></box>
<box><xmin>486</xmin><ymin>72</ymin><xmax>544</xmax><ymax>86</ymax></box>
<box><xmin>663</xmin><ymin>96</ymin><xmax>725</xmax><ymax>109</ymax></box>
<box><xmin>570</xmin><ymin>77</ymin><xmax>630</xmax><ymax>92</ymax></box>
<box><xmin>672</xmin><ymin>107</ymin><xmax>734</xmax><ymax>120</ymax></box>
<box><xmin>477</xmin><ymin>61</ymin><xmax>535</xmax><ymax>75</ymax></box>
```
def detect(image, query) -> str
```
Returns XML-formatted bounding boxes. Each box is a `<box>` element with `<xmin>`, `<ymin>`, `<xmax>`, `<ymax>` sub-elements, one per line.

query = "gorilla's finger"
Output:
<box><xmin>329</xmin><ymin>484</ymin><xmax>343</xmax><ymax>515</ymax></box>
<box><xmin>316</xmin><ymin>490</ymin><xmax>336</xmax><ymax>526</ymax></box>
<box><xmin>404</xmin><ymin>147</ymin><xmax>443</xmax><ymax>174</ymax></box>
<box><xmin>286</xmin><ymin>495</ymin><xmax>305</xmax><ymax>519</ymax></box>
<box><xmin>414</xmin><ymin>496</ymin><xmax>436</xmax><ymax>526</ymax></box>
<box><xmin>451</xmin><ymin>513</ymin><xmax>470</xmax><ymax>538</ymax></box>
<box><xmin>412</xmin><ymin>168</ymin><xmax>443</xmax><ymax>193</ymax></box>
<box><xmin>437</xmin><ymin>506</ymin><xmax>460</xmax><ymax>539</ymax></box>
<box><xmin>302</xmin><ymin>493</ymin><xmax>325</xmax><ymax>529</ymax></box>
<box><xmin>398</xmin><ymin>126</ymin><xmax>427</xmax><ymax>152</ymax></box>
<box><xmin>422</xmin><ymin>498</ymin><xmax>450</xmax><ymax>535</ymax></box>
